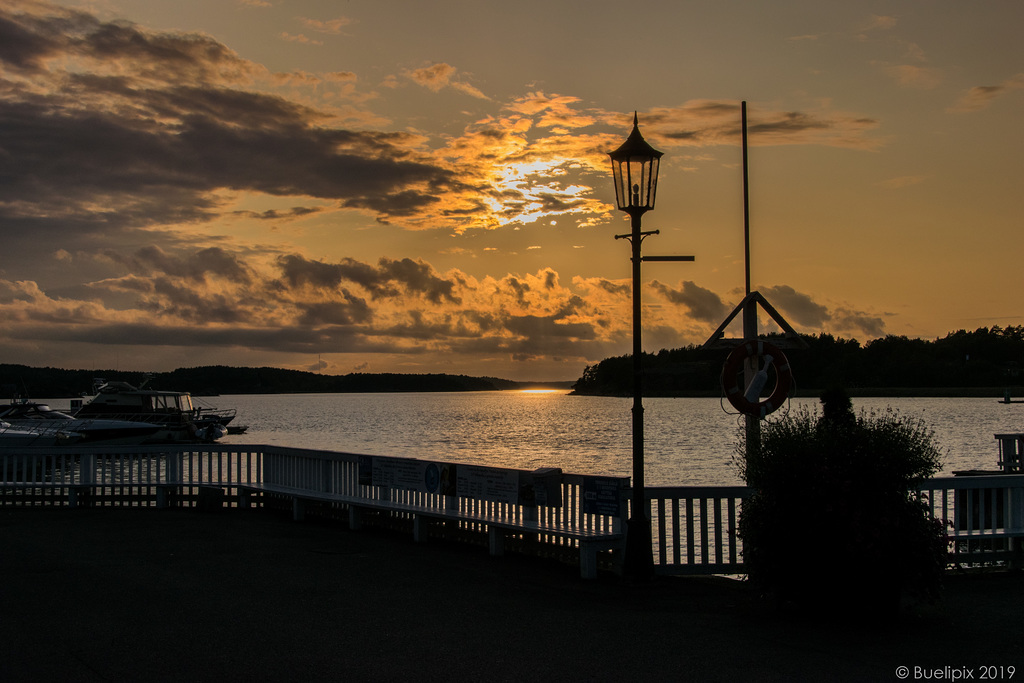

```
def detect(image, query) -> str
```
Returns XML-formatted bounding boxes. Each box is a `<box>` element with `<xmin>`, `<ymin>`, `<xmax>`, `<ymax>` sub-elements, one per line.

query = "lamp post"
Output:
<box><xmin>608</xmin><ymin>113</ymin><xmax>664</xmax><ymax>579</ymax></box>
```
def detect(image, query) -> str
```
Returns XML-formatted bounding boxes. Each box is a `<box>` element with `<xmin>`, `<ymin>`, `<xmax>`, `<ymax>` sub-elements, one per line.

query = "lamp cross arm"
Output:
<box><xmin>641</xmin><ymin>255</ymin><xmax>695</xmax><ymax>262</ymax></box>
<box><xmin>614</xmin><ymin>229</ymin><xmax>660</xmax><ymax>241</ymax></box>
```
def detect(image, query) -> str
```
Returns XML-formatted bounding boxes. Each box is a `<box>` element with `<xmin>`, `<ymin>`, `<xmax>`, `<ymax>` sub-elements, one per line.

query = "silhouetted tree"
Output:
<box><xmin>736</xmin><ymin>393</ymin><xmax>947</xmax><ymax>618</ymax></box>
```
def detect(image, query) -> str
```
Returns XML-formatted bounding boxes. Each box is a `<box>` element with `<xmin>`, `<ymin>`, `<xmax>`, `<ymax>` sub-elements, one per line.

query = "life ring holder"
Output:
<box><xmin>721</xmin><ymin>339</ymin><xmax>793</xmax><ymax>418</ymax></box>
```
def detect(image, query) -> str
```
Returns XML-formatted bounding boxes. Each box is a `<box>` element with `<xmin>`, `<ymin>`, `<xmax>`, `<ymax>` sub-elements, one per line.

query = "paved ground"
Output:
<box><xmin>1</xmin><ymin>506</ymin><xmax>1021</xmax><ymax>682</ymax></box>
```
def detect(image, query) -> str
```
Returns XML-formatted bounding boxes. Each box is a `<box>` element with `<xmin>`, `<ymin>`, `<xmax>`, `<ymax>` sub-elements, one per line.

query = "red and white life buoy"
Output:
<box><xmin>721</xmin><ymin>339</ymin><xmax>793</xmax><ymax>418</ymax></box>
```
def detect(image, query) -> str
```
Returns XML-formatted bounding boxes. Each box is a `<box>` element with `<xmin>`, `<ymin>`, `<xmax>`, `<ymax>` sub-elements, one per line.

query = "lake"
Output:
<box><xmin>198</xmin><ymin>392</ymin><xmax>1021</xmax><ymax>486</ymax></box>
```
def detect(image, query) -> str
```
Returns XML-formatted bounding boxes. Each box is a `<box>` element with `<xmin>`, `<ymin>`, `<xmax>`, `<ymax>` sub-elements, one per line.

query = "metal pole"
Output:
<box><xmin>740</xmin><ymin>100</ymin><xmax>760</xmax><ymax>454</ymax></box>
<box><xmin>742</xmin><ymin>101</ymin><xmax>751</xmax><ymax>298</ymax></box>
<box><xmin>624</xmin><ymin>210</ymin><xmax>654</xmax><ymax>579</ymax></box>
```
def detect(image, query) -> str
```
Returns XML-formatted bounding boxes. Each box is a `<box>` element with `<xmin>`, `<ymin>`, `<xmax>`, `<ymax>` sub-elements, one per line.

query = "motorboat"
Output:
<box><xmin>0</xmin><ymin>401</ymin><xmax>163</xmax><ymax>446</ymax></box>
<box><xmin>0</xmin><ymin>420</ymin><xmax>82</xmax><ymax>448</ymax></box>
<box><xmin>74</xmin><ymin>380</ymin><xmax>236</xmax><ymax>443</ymax></box>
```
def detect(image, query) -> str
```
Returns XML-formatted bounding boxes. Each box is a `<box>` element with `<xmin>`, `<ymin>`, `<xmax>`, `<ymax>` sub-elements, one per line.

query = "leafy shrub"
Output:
<box><xmin>736</xmin><ymin>391</ymin><xmax>947</xmax><ymax>616</ymax></box>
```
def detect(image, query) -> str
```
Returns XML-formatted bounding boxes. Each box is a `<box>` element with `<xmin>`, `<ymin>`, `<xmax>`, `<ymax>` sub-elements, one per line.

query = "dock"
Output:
<box><xmin>1</xmin><ymin>438</ymin><xmax>1024</xmax><ymax>678</ymax></box>
<box><xmin>1</xmin><ymin>442</ymin><xmax>1022</xmax><ymax>575</ymax></box>
<box><xmin>2</xmin><ymin>506</ymin><xmax>1023</xmax><ymax>681</ymax></box>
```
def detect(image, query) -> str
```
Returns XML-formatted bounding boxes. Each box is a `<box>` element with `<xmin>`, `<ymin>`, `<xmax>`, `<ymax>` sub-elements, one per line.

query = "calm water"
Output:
<box><xmin>204</xmin><ymin>392</ymin><xmax>1021</xmax><ymax>486</ymax></box>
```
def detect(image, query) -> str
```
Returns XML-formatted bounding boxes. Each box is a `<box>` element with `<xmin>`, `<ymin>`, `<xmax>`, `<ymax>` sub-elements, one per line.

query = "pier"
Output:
<box><xmin>2</xmin><ymin>442</ymin><xmax>1024</xmax><ymax>679</ymax></box>
<box><xmin>2</xmin><ymin>442</ymin><xmax>1022</xmax><ymax>574</ymax></box>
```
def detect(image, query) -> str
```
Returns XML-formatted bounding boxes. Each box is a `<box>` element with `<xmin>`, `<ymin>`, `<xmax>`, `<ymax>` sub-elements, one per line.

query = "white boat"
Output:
<box><xmin>0</xmin><ymin>401</ymin><xmax>163</xmax><ymax>445</ymax></box>
<box><xmin>0</xmin><ymin>420</ymin><xmax>82</xmax><ymax>448</ymax></box>
<box><xmin>74</xmin><ymin>380</ymin><xmax>235</xmax><ymax>443</ymax></box>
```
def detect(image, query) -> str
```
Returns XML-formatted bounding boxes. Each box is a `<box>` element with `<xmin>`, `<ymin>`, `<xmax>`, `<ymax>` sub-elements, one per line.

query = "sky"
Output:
<box><xmin>1</xmin><ymin>0</ymin><xmax>1022</xmax><ymax>381</ymax></box>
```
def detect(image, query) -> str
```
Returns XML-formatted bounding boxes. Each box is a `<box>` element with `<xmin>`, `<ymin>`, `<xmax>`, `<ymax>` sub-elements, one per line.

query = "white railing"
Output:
<box><xmin>0</xmin><ymin>445</ymin><xmax>627</xmax><ymax>574</ymax></box>
<box><xmin>3</xmin><ymin>445</ymin><xmax>1022</xmax><ymax>574</ymax></box>
<box><xmin>646</xmin><ymin>486</ymin><xmax>751</xmax><ymax>575</ymax></box>
<box><xmin>0</xmin><ymin>444</ymin><xmax>264</xmax><ymax>505</ymax></box>
<box><xmin>916</xmin><ymin>475</ymin><xmax>1024</xmax><ymax>567</ymax></box>
<box><xmin>257</xmin><ymin>447</ymin><xmax>625</xmax><ymax>538</ymax></box>
<box><xmin>644</xmin><ymin>476</ymin><xmax>1024</xmax><ymax>575</ymax></box>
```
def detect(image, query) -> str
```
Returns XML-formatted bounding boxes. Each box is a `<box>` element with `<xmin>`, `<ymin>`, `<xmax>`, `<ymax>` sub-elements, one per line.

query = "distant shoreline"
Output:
<box><xmin>571</xmin><ymin>386</ymin><xmax>1023</xmax><ymax>399</ymax></box>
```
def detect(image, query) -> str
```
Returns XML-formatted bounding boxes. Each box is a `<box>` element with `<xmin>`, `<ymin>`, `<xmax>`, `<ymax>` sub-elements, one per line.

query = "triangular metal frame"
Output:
<box><xmin>702</xmin><ymin>290</ymin><xmax>809</xmax><ymax>350</ymax></box>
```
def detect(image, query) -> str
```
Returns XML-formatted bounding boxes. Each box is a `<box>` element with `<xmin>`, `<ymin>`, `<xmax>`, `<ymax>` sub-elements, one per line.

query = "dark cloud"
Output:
<box><xmin>0</xmin><ymin>3</ymin><xmax>91</xmax><ymax>73</ymax></box>
<box><xmin>761</xmin><ymin>285</ymin><xmax>886</xmax><ymax>339</ymax></box>
<box><xmin>832</xmin><ymin>309</ymin><xmax>886</xmax><ymax>339</ymax></box>
<box><xmin>6</xmin><ymin>321</ymin><xmax>396</xmax><ymax>355</ymax></box>
<box><xmin>760</xmin><ymin>284</ymin><xmax>831</xmax><ymax>327</ymax></box>
<box><xmin>646</xmin><ymin>100</ymin><xmax>881</xmax><ymax>150</ymax></box>
<box><xmin>105</xmin><ymin>246</ymin><xmax>252</xmax><ymax>284</ymax></box>
<box><xmin>650</xmin><ymin>280</ymin><xmax>728</xmax><ymax>322</ymax></box>
<box><xmin>0</xmin><ymin>2</ymin><xmax>253</xmax><ymax>82</ymax></box>
<box><xmin>0</xmin><ymin>1</ymin><xmax>455</xmax><ymax>269</ymax></box>
<box><xmin>234</xmin><ymin>206</ymin><xmax>323</xmax><ymax>220</ymax></box>
<box><xmin>500</xmin><ymin>276</ymin><xmax>531</xmax><ymax>306</ymax></box>
<box><xmin>276</xmin><ymin>254</ymin><xmax>459</xmax><ymax>304</ymax></box>
<box><xmin>342</xmin><ymin>190</ymin><xmax>442</xmax><ymax>219</ymax></box>
<box><xmin>503</xmin><ymin>314</ymin><xmax>596</xmax><ymax>340</ymax></box>
<box><xmin>378</xmin><ymin>257</ymin><xmax>459</xmax><ymax>304</ymax></box>
<box><xmin>749</xmin><ymin>112</ymin><xmax>831</xmax><ymax>136</ymax></box>
<box><xmin>295</xmin><ymin>295</ymin><xmax>372</xmax><ymax>326</ymax></box>
<box><xmin>147</xmin><ymin>277</ymin><xmax>250</xmax><ymax>323</ymax></box>
<box><xmin>596</xmin><ymin>279</ymin><xmax>630</xmax><ymax>296</ymax></box>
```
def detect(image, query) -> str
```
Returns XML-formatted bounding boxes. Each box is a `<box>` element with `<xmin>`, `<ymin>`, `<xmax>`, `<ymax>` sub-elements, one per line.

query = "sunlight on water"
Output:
<box><xmin>211</xmin><ymin>392</ymin><xmax>1021</xmax><ymax>486</ymax></box>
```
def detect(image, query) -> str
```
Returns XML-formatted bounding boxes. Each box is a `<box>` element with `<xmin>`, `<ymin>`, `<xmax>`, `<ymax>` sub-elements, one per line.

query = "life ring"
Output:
<box><xmin>721</xmin><ymin>339</ymin><xmax>793</xmax><ymax>418</ymax></box>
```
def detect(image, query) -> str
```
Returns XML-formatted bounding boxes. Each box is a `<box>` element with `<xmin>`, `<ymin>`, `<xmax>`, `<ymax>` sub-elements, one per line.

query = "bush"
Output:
<box><xmin>736</xmin><ymin>390</ymin><xmax>947</xmax><ymax>616</ymax></box>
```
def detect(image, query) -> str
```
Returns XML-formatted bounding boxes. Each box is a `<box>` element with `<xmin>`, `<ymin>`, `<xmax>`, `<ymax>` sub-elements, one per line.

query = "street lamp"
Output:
<box><xmin>610</xmin><ymin>113</ymin><xmax>663</xmax><ymax>217</ymax></box>
<box><xmin>609</xmin><ymin>113</ymin><xmax>664</xmax><ymax>579</ymax></box>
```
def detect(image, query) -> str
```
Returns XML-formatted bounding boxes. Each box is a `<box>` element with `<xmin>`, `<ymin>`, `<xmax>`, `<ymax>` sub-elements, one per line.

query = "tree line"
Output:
<box><xmin>570</xmin><ymin>326</ymin><xmax>1024</xmax><ymax>397</ymax></box>
<box><xmin>0</xmin><ymin>364</ymin><xmax>567</xmax><ymax>399</ymax></box>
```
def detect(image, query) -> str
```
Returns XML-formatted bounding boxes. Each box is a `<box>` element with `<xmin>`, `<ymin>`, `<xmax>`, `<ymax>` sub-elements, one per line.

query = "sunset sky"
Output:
<box><xmin>2</xmin><ymin>0</ymin><xmax>1022</xmax><ymax>381</ymax></box>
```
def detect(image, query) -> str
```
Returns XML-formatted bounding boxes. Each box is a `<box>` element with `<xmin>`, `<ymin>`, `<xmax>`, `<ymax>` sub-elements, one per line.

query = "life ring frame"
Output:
<box><xmin>721</xmin><ymin>339</ymin><xmax>793</xmax><ymax>418</ymax></box>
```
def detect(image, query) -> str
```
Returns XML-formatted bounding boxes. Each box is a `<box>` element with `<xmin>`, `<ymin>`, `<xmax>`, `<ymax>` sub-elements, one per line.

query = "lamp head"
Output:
<box><xmin>609</xmin><ymin>112</ymin><xmax>663</xmax><ymax>216</ymax></box>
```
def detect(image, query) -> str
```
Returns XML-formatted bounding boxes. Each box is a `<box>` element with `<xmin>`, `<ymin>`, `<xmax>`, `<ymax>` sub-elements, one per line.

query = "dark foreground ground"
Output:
<box><xmin>1</xmin><ymin>507</ymin><xmax>1021</xmax><ymax>682</ymax></box>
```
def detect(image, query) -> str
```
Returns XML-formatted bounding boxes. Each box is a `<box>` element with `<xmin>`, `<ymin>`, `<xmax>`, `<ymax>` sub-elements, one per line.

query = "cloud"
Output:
<box><xmin>405</xmin><ymin>62</ymin><xmax>489</xmax><ymax>100</ymax></box>
<box><xmin>1</xmin><ymin>242</ymin><xmax>624</xmax><ymax>364</ymax></box>
<box><xmin>650</xmin><ymin>280</ymin><xmax>728</xmax><ymax>323</ymax></box>
<box><xmin>760</xmin><ymin>285</ymin><xmax>885</xmax><ymax>340</ymax></box>
<box><xmin>948</xmin><ymin>74</ymin><xmax>1024</xmax><ymax>113</ymax></box>
<box><xmin>0</xmin><ymin>2</ymin><xmax>911</xmax><ymax>376</ymax></box>
<box><xmin>281</xmin><ymin>33</ymin><xmax>322</xmax><ymax>45</ymax></box>
<box><xmin>832</xmin><ymin>308</ymin><xmax>887</xmax><ymax>338</ymax></box>
<box><xmin>760</xmin><ymin>285</ymin><xmax>831</xmax><ymax>327</ymax></box>
<box><xmin>864</xmin><ymin>15</ymin><xmax>898</xmax><ymax>31</ymax></box>
<box><xmin>882</xmin><ymin>64</ymin><xmax>942</xmax><ymax>89</ymax></box>
<box><xmin>0</xmin><ymin>3</ymin><xmax>466</xmax><ymax>261</ymax></box>
<box><xmin>298</xmin><ymin>17</ymin><xmax>352</xmax><ymax>34</ymax></box>
<box><xmin>642</xmin><ymin>100</ymin><xmax>883</xmax><ymax>151</ymax></box>
<box><xmin>505</xmin><ymin>93</ymin><xmax>595</xmax><ymax>129</ymax></box>
<box><xmin>104</xmin><ymin>246</ymin><xmax>253</xmax><ymax>284</ymax></box>
<box><xmin>276</xmin><ymin>254</ymin><xmax>460</xmax><ymax>304</ymax></box>
<box><xmin>878</xmin><ymin>175</ymin><xmax>927</xmax><ymax>189</ymax></box>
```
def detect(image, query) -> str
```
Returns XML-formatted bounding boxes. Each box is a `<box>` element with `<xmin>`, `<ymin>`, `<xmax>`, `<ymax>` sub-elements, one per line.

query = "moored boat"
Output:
<box><xmin>0</xmin><ymin>401</ymin><xmax>163</xmax><ymax>445</ymax></box>
<box><xmin>74</xmin><ymin>380</ymin><xmax>236</xmax><ymax>443</ymax></box>
<box><xmin>0</xmin><ymin>420</ymin><xmax>82</xmax><ymax>447</ymax></box>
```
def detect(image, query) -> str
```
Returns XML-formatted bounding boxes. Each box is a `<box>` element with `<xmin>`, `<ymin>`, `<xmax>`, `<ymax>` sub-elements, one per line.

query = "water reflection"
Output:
<box><xmin>211</xmin><ymin>393</ymin><xmax>1016</xmax><ymax>486</ymax></box>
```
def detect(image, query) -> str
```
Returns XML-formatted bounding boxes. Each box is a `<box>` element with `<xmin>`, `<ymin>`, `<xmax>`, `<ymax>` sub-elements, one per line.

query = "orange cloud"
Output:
<box><xmin>406</xmin><ymin>62</ymin><xmax>489</xmax><ymax>100</ymax></box>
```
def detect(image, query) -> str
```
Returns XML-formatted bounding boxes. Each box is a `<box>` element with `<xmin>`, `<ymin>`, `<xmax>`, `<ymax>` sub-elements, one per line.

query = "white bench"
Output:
<box><xmin>237</xmin><ymin>482</ymin><xmax>625</xmax><ymax>579</ymax></box>
<box><xmin>0</xmin><ymin>482</ymin><xmax>94</xmax><ymax>507</ymax></box>
<box><xmin>0</xmin><ymin>481</ymin><xmax>200</xmax><ymax>509</ymax></box>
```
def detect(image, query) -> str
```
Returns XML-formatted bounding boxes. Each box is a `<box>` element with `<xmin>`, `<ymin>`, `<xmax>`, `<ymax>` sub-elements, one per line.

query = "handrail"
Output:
<box><xmin>0</xmin><ymin>444</ymin><xmax>628</xmax><ymax>573</ymax></box>
<box><xmin>2</xmin><ymin>444</ymin><xmax>1021</xmax><ymax>574</ymax></box>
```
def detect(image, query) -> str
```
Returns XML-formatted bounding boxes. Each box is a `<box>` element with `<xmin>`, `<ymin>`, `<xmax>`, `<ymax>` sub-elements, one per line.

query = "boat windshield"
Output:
<box><xmin>178</xmin><ymin>394</ymin><xmax>194</xmax><ymax>412</ymax></box>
